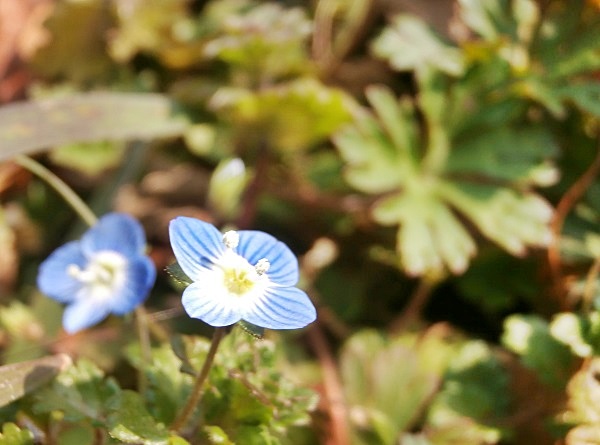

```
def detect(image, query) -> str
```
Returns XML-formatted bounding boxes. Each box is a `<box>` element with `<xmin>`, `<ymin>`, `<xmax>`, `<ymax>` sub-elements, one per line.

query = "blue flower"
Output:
<box><xmin>169</xmin><ymin>217</ymin><xmax>317</xmax><ymax>329</ymax></box>
<box><xmin>37</xmin><ymin>213</ymin><xmax>156</xmax><ymax>334</ymax></box>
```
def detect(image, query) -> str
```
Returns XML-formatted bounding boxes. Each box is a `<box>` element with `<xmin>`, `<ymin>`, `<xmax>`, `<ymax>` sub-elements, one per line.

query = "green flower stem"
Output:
<box><xmin>14</xmin><ymin>154</ymin><xmax>98</xmax><ymax>227</ymax></box>
<box><xmin>135</xmin><ymin>307</ymin><xmax>152</xmax><ymax>394</ymax></box>
<box><xmin>171</xmin><ymin>327</ymin><xmax>226</xmax><ymax>433</ymax></box>
<box><xmin>15</xmin><ymin>154</ymin><xmax>152</xmax><ymax>393</ymax></box>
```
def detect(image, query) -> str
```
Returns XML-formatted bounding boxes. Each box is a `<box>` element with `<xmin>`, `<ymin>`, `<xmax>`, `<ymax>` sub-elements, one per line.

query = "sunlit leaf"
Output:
<box><xmin>502</xmin><ymin>315</ymin><xmax>575</xmax><ymax>389</ymax></box>
<box><xmin>107</xmin><ymin>391</ymin><xmax>171</xmax><ymax>444</ymax></box>
<box><xmin>340</xmin><ymin>329</ymin><xmax>456</xmax><ymax>442</ymax></box>
<box><xmin>372</xmin><ymin>14</ymin><xmax>465</xmax><ymax>76</ymax></box>
<box><xmin>207</xmin><ymin>158</ymin><xmax>251</xmax><ymax>220</ymax></box>
<box><xmin>212</xmin><ymin>78</ymin><xmax>353</xmax><ymax>152</ymax></box>
<box><xmin>0</xmin><ymin>423</ymin><xmax>34</xmax><ymax>445</ymax></box>
<box><xmin>204</xmin><ymin>2</ymin><xmax>312</xmax><ymax>80</ymax></box>
<box><xmin>48</xmin><ymin>141</ymin><xmax>126</xmax><ymax>177</ymax></box>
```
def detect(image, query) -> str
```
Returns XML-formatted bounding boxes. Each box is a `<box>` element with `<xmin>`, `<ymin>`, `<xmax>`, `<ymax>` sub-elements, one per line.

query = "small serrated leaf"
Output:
<box><xmin>165</xmin><ymin>263</ymin><xmax>193</xmax><ymax>288</ymax></box>
<box><xmin>238</xmin><ymin>321</ymin><xmax>265</xmax><ymax>339</ymax></box>
<box><xmin>108</xmin><ymin>391</ymin><xmax>170</xmax><ymax>445</ymax></box>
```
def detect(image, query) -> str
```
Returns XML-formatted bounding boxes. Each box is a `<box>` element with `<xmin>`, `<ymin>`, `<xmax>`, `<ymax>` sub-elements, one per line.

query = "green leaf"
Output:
<box><xmin>238</xmin><ymin>320</ymin><xmax>265</xmax><ymax>339</ymax></box>
<box><xmin>0</xmin><ymin>93</ymin><xmax>187</xmax><ymax>161</ymax></box>
<box><xmin>434</xmin><ymin>341</ymin><xmax>509</xmax><ymax>421</ymax></box>
<box><xmin>372</xmin><ymin>190</ymin><xmax>476</xmax><ymax>276</ymax></box>
<box><xmin>204</xmin><ymin>426</ymin><xmax>235</xmax><ymax>445</ymax></box>
<box><xmin>502</xmin><ymin>315</ymin><xmax>575</xmax><ymax>389</ymax></box>
<box><xmin>0</xmin><ymin>423</ymin><xmax>34</xmax><ymax>445</ymax></box>
<box><xmin>372</xmin><ymin>15</ymin><xmax>465</xmax><ymax>76</ymax></box>
<box><xmin>447</xmin><ymin>126</ymin><xmax>559</xmax><ymax>185</ymax></box>
<box><xmin>207</xmin><ymin>158</ymin><xmax>251</xmax><ymax>220</ymax></box>
<box><xmin>561</xmin><ymin>358</ymin><xmax>600</xmax><ymax>439</ymax></box>
<box><xmin>440</xmin><ymin>184</ymin><xmax>553</xmax><ymax>257</ymax></box>
<box><xmin>559</xmin><ymin>83</ymin><xmax>600</xmax><ymax>117</ymax></box>
<box><xmin>0</xmin><ymin>354</ymin><xmax>72</xmax><ymax>408</ymax></box>
<box><xmin>333</xmin><ymin>86</ymin><xmax>417</xmax><ymax>194</ymax></box>
<box><xmin>341</xmin><ymin>329</ymin><xmax>456</xmax><ymax>442</ymax></box>
<box><xmin>33</xmin><ymin>358</ymin><xmax>121</xmax><ymax>422</ymax></box>
<box><xmin>204</xmin><ymin>2</ymin><xmax>312</xmax><ymax>80</ymax></box>
<box><xmin>165</xmin><ymin>263</ymin><xmax>193</xmax><ymax>289</ymax></box>
<box><xmin>48</xmin><ymin>141</ymin><xmax>126</xmax><ymax>176</ymax></box>
<box><xmin>107</xmin><ymin>391</ymin><xmax>172</xmax><ymax>445</ymax></box>
<box><xmin>125</xmin><ymin>342</ymin><xmax>192</xmax><ymax>424</ymax></box>
<box><xmin>109</xmin><ymin>0</ymin><xmax>198</xmax><ymax>67</ymax></box>
<box><xmin>214</xmin><ymin>78</ymin><xmax>353</xmax><ymax>152</ymax></box>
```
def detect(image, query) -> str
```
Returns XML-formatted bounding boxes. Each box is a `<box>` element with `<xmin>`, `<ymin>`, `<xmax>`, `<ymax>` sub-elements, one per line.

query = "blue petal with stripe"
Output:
<box><xmin>237</xmin><ymin>230</ymin><xmax>299</xmax><ymax>286</ymax></box>
<box><xmin>169</xmin><ymin>217</ymin><xmax>225</xmax><ymax>281</ymax></box>
<box><xmin>243</xmin><ymin>286</ymin><xmax>316</xmax><ymax>329</ymax></box>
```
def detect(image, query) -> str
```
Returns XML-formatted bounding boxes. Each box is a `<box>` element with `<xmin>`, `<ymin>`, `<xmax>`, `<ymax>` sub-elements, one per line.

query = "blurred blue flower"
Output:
<box><xmin>37</xmin><ymin>213</ymin><xmax>156</xmax><ymax>334</ymax></box>
<box><xmin>169</xmin><ymin>217</ymin><xmax>316</xmax><ymax>329</ymax></box>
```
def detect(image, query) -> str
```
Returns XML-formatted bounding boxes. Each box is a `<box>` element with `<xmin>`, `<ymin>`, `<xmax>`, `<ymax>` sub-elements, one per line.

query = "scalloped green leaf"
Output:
<box><xmin>372</xmin><ymin>14</ymin><xmax>465</xmax><ymax>76</ymax></box>
<box><xmin>502</xmin><ymin>315</ymin><xmax>575</xmax><ymax>389</ymax></box>
<box><xmin>107</xmin><ymin>391</ymin><xmax>172</xmax><ymax>445</ymax></box>
<box><xmin>341</xmin><ymin>329</ymin><xmax>456</xmax><ymax>442</ymax></box>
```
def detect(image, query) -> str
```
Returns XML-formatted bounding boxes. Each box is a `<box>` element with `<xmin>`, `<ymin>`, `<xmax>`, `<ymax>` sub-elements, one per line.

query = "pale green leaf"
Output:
<box><xmin>0</xmin><ymin>423</ymin><xmax>34</xmax><ymax>445</ymax></box>
<box><xmin>372</xmin><ymin>15</ymin><xmax>464</xmax><ymax>76</ymax></box>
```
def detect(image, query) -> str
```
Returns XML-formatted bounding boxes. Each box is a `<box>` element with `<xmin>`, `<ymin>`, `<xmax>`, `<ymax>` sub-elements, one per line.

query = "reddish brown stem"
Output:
<box><xmin>306</xmin><ymin>324</ymin><xmax>349</xmax><ymax>445</ymax></box>
<box><xmin>548</xmin><ymin>144</ymin><xmax>600</xmax><ymax>310</ymax></box>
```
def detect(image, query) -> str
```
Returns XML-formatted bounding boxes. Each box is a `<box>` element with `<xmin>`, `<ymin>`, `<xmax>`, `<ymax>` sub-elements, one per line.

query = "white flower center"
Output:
<box><xmin>67</xmin><ymin>251</ymin><xmax>127</xmax><ymax>300</ymax></box>
<box><xmin>214</xmin><ymin>250</ymin><xmax>270</xmax><ymax>297</ymax></box>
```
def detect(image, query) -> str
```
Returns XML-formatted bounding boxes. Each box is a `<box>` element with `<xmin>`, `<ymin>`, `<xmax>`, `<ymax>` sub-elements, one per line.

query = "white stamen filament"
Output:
<box><xmin>255</xmin><ymin>258</ymin><xmax>270</xmax><ymax>276</ymax></box>
<box><xmin>222</xmin><ymin>230</ymin><xmax>240</xmax><ymax>249</ymax></box>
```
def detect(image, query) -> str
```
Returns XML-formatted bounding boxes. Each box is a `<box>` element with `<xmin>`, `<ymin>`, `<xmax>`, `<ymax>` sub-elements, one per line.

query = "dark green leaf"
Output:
<box><xmin>165</xmin><ymin>263</ymin><xmax>193</xmax><ymax>289</ymax></box>
<box><xmin>238</xmin><ymin>320</ymin><xmax>265</xmax><ymax>339</ymax></box>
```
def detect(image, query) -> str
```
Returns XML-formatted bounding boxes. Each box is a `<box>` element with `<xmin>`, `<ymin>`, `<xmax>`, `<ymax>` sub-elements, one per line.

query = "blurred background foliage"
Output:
<box><xmin>1</xmin><ymin>0</ymin><xmax>600</xmax><ymax>444</ymax></box>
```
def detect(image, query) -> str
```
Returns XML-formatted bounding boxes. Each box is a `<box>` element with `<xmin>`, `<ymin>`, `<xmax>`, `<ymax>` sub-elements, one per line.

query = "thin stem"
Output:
<box><xmin>135</xmin><ymin>307</ymin><xmax>151</xmax><ymax>394</ymax></box>
<box><xmin>548</xmin><ymin>142</ymin><xmax>600</xmax><ymax>310</ymax></box>
<box><xmin>171</xmin><ymin>327</ymin><xmax>226</xmax><ymax>433</ymax></box>
<box><xmin>14</xmin><ymin>154</ymin><xmax>98</xmax><ymax>227</ymax></box>
<box><xmin>389</xmin><ymin>278</ymin><xmax>438</xmax><ymax>334</ymax></box>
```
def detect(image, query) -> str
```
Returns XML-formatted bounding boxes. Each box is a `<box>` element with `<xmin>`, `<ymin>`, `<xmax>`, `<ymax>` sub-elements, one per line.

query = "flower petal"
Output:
<box><xmin>169</xmin><ymin>217</ymin><xmax>225</xmax><ymax>281</ymax></box>
<box><xmin>110</xmin><ymin>256</ymin><xmax>156</xmax><ymax>315</ymax></box>
<box><xmin>62</xmin><ymin>298</ymin><xmax>112</xmax><ymax>334</ymax></box>
<box><xmin>81</xmin><ymin>213</ymin><xmax>146</xmax><ymax>257</ymax></box>
<box><xmin>242</xmin><ymin>286</ymin><xmax>316</xmax><ymax>329</ymax></box>
<box><xmin>181</xmin><ymin>281</ymin><xmax>242</xmax><ymax>327</ymax></box>
<box><xmin>37</xmin><ymin>240</ymin><xmax>85</xmax><ymax>303</ymax></box>
<box><xmin>237</xmin><ymin>231</ymin><xmax>299</xmax><ymax>286</ymax></box>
